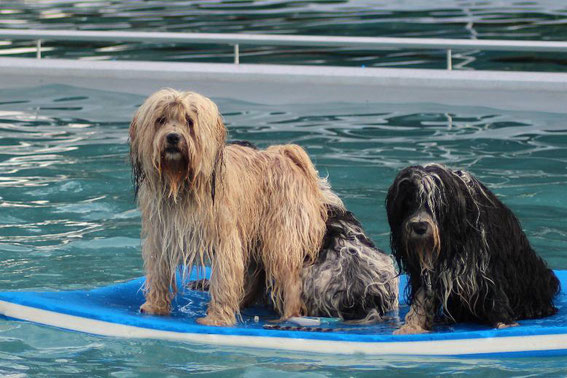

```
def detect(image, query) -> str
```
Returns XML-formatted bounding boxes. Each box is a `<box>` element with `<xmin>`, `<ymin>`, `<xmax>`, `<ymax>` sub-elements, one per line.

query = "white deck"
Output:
<box><xmin>1</xmin><ymin>57</ymin><xmax>566</xmax><ymax>113</ymax></box>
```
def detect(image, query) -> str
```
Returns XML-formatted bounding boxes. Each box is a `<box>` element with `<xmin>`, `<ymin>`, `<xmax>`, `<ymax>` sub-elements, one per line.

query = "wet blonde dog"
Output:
<box><xmin>129</xmin><ymin>88</ymin><xmax>330</xmax><ymax>326</ymax></box>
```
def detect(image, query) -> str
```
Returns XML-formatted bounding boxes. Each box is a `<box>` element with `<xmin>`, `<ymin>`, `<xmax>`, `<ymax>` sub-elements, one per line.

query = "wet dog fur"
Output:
<box><xmin>386</xmin><ymin>163</ymin><xmax>560</xmax><ymax>334</ymax></box>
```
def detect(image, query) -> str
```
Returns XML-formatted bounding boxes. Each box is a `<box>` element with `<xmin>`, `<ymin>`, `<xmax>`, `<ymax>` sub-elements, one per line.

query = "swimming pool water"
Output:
<box><xmin>1</xmin><ymin>0</ymin><xmax>567</xmax><ymax>375</ymax></box>
<box><xmin>0</xmin><ymin>84</ymin><xmax>566</xmax><ymax>375</ymax></box>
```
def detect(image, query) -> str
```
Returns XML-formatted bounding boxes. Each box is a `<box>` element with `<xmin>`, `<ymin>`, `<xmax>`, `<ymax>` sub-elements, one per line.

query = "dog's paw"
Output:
<box><xmin>394</xmin><ymin>324</ymin><xmax>429</xmax><ymax>335</ymax></box>
<box><xmin>196</xmin><ymin>316</ymin><xmax>232</xmax><ymax>327</ymax></box>
<box><xmin>140</xmin><ymin>302</ymin><xmax>170</xmax><ymax>316</ymax></box>
<box><xmin>495</xmin><ymin>322</ymin><xmax>519</xmax><ymax>329</ymax></box>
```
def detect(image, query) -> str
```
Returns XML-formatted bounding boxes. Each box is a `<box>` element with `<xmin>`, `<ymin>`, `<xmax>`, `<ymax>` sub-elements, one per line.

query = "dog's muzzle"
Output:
<box><xmin>164</xmin><ymin>133</ymin><xmax>183</xmax><ymax>157</ymax></box>
<box><xmin>167</xmin><ymin>133</ymin><xmax>180</xmax><ymax>145</ymax></box>
<box><xmin>407</xmin><ymin>216</ymin><xmax>434</xmax><ymax>240</ymax></box>
<box><xmin>410</xmin><ymin>221</ymin><xmax>430</xmax><ymax>237</ymax></box>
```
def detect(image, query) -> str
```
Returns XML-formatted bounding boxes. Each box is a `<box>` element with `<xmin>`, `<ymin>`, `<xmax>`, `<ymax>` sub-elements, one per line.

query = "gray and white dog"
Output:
<box><xmin>302</xmin><ymin>203</ymin><xmax>399</xmax><ymax>322</ymax></box>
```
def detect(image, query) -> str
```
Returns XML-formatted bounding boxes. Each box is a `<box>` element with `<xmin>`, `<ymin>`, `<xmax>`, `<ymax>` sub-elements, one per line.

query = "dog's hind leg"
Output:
<box><xmin>197</xmin><ymin>233</ymin><xmax>245</xmax><ymax>326</ymax></box>
<box><xmin>260</xmin><ymin>145</ymin><xmax>327</xmax><ymax>321</ymax></box>
<box><xmin>262</xmin><ymin>229</ymin><xmax>310</xmax><ymax>321</ymax></box>
<box><xmin>394</xmin><ymin>287</ymin><xmax>437</xmax><ymax>335</ymax></box>
<box><xmin>281</xmin><ymin>268</ymin><xmax>304</xmax><ymax>320</ymax></box>
<box><xmin>269</xmin><ymin>263</ymin><xmax>303</xmax><ymax>321</ymax></box>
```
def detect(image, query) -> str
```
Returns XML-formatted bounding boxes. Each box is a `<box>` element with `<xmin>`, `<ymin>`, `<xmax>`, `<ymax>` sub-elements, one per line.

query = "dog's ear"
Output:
<box><xmin>215</xmin><ymin>112</ymin><xmax>227</xmax><ymax>146</ymax></box>
<box><xmin>128</xmin><ymin>113</ymin><xmax>140</xmax><ymax>164</ymax></box>
<box><xmin>386</xmin><ymin>176</ymin><xmax>406</xmax><ymax>229</ymax></box>
<box><xmin>129</xmin><ymin>114</ymin><xmax>138</xmax><ymax>144</ymax></box>
<box><xmin>209</xmin><ymin>113</ymin><xmax>226</xmax><ymax>204</ymax></box>
<box><xmin>129</xmin><ymin>114</ymin><xmax>145</xmax><ymax>198</ymax></box>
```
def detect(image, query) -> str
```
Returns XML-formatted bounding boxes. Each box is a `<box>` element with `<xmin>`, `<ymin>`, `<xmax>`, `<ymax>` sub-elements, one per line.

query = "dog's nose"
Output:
<box><xmin>167</xmin><ymin>133</ymin><xmax>180</xmax><ymax>145</ymax></box>
<box><xmin>411</xmin><ymin>221</ymin><xmax>429</xmax><ymax>235</ymax></box>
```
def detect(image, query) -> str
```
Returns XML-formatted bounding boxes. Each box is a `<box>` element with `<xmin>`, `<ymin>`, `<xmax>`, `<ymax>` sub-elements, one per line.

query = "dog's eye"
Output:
<box><xmin>156</xmin><ymin>116</ymin><xmax>166</xmax><ymax>126</ymax></box>
<box><xmin>186</xmin><ymin>116</ymin><xmax>194</xmax><ymax>128</ymax></box>
<box><xmin>424</xmin><ymin>202</ymin><xmax>435</xmax><ymax>215</ymax></box>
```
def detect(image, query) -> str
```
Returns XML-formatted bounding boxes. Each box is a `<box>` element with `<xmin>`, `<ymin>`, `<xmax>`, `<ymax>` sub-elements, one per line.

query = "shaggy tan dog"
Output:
<box><xmin>129</xmin><ymin>88</ymin><xmax>331</xmax><ymax>326</ymax></box>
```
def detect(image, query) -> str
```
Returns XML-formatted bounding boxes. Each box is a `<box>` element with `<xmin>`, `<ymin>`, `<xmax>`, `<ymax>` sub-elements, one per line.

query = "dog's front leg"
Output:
<box><xmin>394</xmin><ymin>287</ymin><xmax>436</xmax><ymax>335</ymax></box>
<box><xmin>487</xmin><ymin>286</ymin><xmax>519</xmax><ymax>329</ymax></box>
<box><xmin>140</xmin><ymin>237</ymin><xmax>174</xmax><ymax>315</ymax></box>
<box><xmin>196</xmin><ymin>234</ymin><xmax>245</xmax><ymax>326</ymax></box>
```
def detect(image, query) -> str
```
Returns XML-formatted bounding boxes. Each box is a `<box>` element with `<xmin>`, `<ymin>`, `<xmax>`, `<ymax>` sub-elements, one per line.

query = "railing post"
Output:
<box><xmin>36</xmin><ymin>39</ymin><xmax>42</xmax><ymax>59</ymax></box>
<box><xmin>446</xmin><ymin>49</ymin><xmax>452</xmax><ymax>70</ymax></box>
<box><xmin>234</xmin><ymin>44</ymin><xmax>239</xmax><ymax>64</ymax></box>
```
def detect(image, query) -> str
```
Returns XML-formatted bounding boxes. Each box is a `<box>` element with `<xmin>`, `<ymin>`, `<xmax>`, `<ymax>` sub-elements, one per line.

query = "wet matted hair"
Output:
<box><xmin>130</xmin><ymin>88</ymin><xmax>398</xmax><ymax>325</ymax></box>
<box><xmin>386</xmin><ymin>163</ymin><xmax>559</xmax><ymax>334</ymax></box>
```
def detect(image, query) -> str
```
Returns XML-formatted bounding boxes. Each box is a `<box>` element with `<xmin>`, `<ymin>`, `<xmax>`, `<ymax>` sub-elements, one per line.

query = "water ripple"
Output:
<box><xmin>0</xmin><ymin>84</ymin><xmax>566</xmax><ymax>375</ymax></box>
<box><xmin>1</xmin><ymin>0</ymin><xmax>566</xmax><ymax>70</ymax></box>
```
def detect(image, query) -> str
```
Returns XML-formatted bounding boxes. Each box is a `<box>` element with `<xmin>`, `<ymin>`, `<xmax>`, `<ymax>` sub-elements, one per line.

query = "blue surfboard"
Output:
<box><xmin>0</xmin><ymin>268</ymin><xmax>565</xmax><ymax>357</ymax></box>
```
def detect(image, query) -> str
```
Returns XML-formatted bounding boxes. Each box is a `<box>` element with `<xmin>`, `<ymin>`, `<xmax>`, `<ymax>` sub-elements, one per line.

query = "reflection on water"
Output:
<box><xmin>0</xmin><ymin>0</ymin><xmax>566</xmax><ymax>71</ymax></box>
<box><xmin>0</xmin><ymin>85</ymin><xmax>566</xmax><ymax>375</ymax></box>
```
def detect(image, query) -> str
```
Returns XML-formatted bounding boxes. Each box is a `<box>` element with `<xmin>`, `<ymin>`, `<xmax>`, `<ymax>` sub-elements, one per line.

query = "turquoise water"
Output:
<box><xmin>1</xmin><ymin>0</ymin><xmax>567</xmax><ymax>375</ymax></box>
<box><xmin>1</xmin><ymin>0</ymin><xmax>567</xmax><ymax>71</ymax></box>
<box><xmin>0</xmin><ymin>85</ymin><xmax>566</xmax><ymax>375</ymax></box>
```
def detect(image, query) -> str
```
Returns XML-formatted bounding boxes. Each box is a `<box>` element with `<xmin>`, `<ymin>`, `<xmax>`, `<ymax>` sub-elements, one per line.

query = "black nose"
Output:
<box><xmin>411</xmin><ymin>221</ymin><xmax>429</xmax><ymax>235</ymax></box>
<box><xmin>167</xmin><ymin>133</ymin><xmax>180</xmax><ymax>145</ymax></box>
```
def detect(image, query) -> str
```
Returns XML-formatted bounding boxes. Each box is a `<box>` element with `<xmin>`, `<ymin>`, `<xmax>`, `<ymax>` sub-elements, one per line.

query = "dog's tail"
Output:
<box><xmin>270</xmin><ymin>143</ymin><xmax>332</xmax><ymax>202</ymax></box>
<box><xmin>276</xmin><ymin>144</ymin><xmax>319</xmax><ymax>178</ymax></box>
<box><xmin>275</xmin><ymin>144</ymin><xmax>346</xmax><ymax>218</ymax></box>
<box><xmin>276</xmin><ymin>144</ymin><xmax>346</xmax><ymax>210</ymax></box>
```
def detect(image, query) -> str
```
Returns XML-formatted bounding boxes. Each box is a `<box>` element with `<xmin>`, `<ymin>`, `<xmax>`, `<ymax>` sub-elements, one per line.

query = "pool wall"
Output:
<box><xmin>1</xmin><ymin>57</ymin><xmax>566</xmax><ymax>113</ymax></box>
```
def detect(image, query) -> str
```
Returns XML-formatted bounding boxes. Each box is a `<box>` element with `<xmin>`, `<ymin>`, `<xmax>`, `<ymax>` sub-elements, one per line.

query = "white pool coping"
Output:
<box><xmin>1</xmin><ymin>57</ymin><xmax>566</xmax><ymax>113</ymax></box>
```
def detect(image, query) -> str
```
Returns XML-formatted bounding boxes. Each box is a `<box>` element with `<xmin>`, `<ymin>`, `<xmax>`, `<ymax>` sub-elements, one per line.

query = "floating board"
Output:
<box><xmin>0</xmin><ymin>268</ymin><xmax>565</xmax><ymax>357</ymax></box>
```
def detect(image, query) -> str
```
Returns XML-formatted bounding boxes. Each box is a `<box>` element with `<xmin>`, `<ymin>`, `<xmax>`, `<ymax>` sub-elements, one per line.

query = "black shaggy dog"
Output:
<box><xmin>386</xmin><ymin>163</ymin><xmax>560</xmax><ymax>334</ymax></box>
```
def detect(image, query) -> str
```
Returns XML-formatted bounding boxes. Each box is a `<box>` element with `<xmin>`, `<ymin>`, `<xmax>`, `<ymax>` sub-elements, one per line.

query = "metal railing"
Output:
<box><xmin>1</xmin><ymin>29</ymin><xmax>567</xmax><ymax>70</ymax></box>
